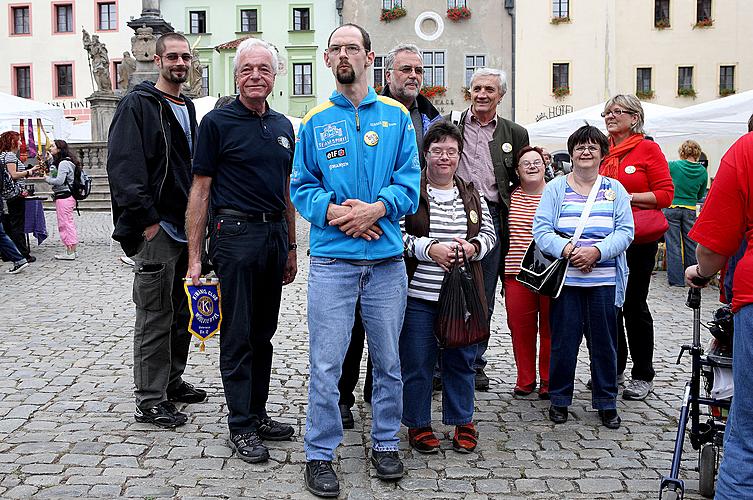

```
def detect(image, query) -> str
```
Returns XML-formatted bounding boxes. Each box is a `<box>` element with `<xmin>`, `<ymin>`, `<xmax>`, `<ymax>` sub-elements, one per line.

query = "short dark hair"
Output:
<box><xmin>327</xmin><ymin>23</ymin><xmax>371</xmax><ymax>53</ymax></box>
<box><xmin>567</xmin><ymin>123</ymin><xmax>610</xmax><ymax>158</ymax></box>
<box><xmin>423</xmin><ymin>121</ymin><xmax>463</xmax><ymax>155</ymax></box>
<box><xmin>156</xmin><ymin>32</ymin><xmax>190</xmax><ymax>57</ymax></box>
<box><xmin>516</xmin><ymin>145</ymin><xmax>545</xmax><ymax>164</ymax></box>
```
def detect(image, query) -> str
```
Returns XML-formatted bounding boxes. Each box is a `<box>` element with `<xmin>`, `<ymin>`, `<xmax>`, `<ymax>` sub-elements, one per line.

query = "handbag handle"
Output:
<box><xmin>570</xmin><ymin>175</ymin><xmax>602</xmax><ymax>246</ymax></box>
<box><xmin>452</xmin><ymin>245</ymin><xmax>471</xmax><ymax>271</ymax></box>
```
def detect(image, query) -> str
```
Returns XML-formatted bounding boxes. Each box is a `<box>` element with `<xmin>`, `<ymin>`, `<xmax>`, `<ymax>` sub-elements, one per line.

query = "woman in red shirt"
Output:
<box><xmin>600</xmin><ymin>94</ymin><xmax>674</xmax><ymax>401</ymax></box>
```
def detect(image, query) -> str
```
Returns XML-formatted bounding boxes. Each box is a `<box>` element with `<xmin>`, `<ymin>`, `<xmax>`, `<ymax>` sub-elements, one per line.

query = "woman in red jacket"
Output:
<box><xmin>600</xmin><ymin>94</ymin><xmax>673</xmax><ymax>401</ymax></box>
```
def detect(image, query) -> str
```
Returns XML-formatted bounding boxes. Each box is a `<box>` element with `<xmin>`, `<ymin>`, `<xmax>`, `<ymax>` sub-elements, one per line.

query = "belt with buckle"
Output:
<box><xmin>215</xmin><ymin>208</ymin><xmax>284</xmax><ymax>222</ymax></box>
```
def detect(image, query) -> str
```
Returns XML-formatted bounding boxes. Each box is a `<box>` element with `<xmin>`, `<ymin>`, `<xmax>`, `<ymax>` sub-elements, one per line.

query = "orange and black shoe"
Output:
<box><xmin>408</xmin><ymin>427</ymin><xmax>440</xmax><ymax>454</ymax></box>
<box><xmin>452</xmin><ymin>423</ymin><xmax>478</xmax><ymax>453</ymax></box>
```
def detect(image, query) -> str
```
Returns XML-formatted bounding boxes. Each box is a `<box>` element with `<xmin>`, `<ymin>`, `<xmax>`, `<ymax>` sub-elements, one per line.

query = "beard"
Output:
<box><xmin>162</xmin><ymin>67</ymin><xmax>188</xmax><ymax>84</ymax></box>
<box><xmin>394</xmin><ymin>81</ymin><xmax>419</xmax><ymax>101</ymax></box>
<box><xmin>336</xmin><ymin>64</ymin><xmax>356</xmax><ymax>84</ymax></box>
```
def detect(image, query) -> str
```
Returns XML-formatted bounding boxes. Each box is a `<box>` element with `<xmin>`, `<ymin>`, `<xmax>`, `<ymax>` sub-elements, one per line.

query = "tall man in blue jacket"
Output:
<box><xmin>291</xmin><ymin>24</ymin><xmax>420</xmax><ymax>498</ymax></box>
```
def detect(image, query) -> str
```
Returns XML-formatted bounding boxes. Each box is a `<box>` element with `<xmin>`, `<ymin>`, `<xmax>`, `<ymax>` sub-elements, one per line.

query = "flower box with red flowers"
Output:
<box><xmin>380</xmin><ymin>6</ymin><xmax>407</xmax><ymax>22</ymax></box>
<box><xmin>420</xmin><ymin>85</ymin><xmax>447</xmax><ymax>99</ymax></box>
<box><xmin>693</xmin><ymin>18</ymin><xmax>714</xmax><ymax>28</ymax></box>
<box><xmin>447</xmin><ymin>7</ymin><xmax>471</xmax><ymax>22</ymax></box>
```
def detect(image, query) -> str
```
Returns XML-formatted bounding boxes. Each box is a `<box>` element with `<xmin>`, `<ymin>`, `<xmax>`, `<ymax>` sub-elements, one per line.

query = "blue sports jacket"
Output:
<box><xmin>291</xmin><ymin>88</ymin><xmax>420</xmax><ymax>260</ymax></box>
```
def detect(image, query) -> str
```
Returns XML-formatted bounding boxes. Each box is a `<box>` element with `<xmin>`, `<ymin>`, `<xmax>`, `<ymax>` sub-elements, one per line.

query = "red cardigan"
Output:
<box><xmin>614</xmin><ymin>139</ymin><xmax>674</xmax><ymax>208</ymax></box>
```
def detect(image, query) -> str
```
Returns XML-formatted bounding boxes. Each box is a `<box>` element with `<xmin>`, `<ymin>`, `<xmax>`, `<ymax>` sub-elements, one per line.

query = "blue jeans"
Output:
<box><xmin>662</xmin><ymin>207</ymin><xmax>697</xmax><ymax>286</ymax></box>
<box><xmin>0</xmin><ymin>219</ymin><xmax>24</xmax><ymax>263</ymax></box>
<box><xmin>304</xmin><ymin>256</ymin><xmax>407</xmax><ymax>461</ymax></box>
<box><xmin>716</xmin><ymin>304</ymin><xmax>753</xmax><ymax>499</ymax></box>
<box><xmin>400</xmin><ymin>297</ymin><xmax>477</xmax><ymax>427</ymax></box>
<box><xmin>549</xmin><ymin>285</ymin><xmax>618</xmax><ymax>410</ymax></box>
<box><xmin>475</xmin><ymin>200</ymin><xmax>502</xmax><ymax>370</ymax></box>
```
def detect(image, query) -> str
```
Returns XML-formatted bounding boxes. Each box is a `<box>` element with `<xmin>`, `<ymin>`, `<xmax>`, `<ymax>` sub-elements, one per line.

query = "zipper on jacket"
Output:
<box><xmin>355</xmin><ymin>111</ymin><xmax>360</xmax><ymax>131</ymax></box>
<box><xmin>157</xmin><ymin>101</ymin><xmax>170</xmax><ymax>204</ymax></box>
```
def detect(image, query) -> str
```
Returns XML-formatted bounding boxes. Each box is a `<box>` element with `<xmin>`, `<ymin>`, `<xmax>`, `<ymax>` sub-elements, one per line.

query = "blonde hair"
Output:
<box><xmin>604</xmin><ymin>94</ymin><xmax>645</xmax><ymax>135</ymax></box>
<box><xmin>678</xmin><ymin>140</ymin><xmax>702</xmax><ymax>160</ymax></box>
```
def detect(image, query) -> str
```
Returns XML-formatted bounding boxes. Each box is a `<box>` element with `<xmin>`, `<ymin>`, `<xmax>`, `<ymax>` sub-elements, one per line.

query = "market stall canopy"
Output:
<box><xmin>0</xmin><ymin>92</ymin><xmax>69</xmax><ymax>139</ymax></box>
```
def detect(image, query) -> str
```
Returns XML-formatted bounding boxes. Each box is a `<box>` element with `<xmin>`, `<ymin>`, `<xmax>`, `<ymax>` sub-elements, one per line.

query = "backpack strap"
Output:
<box><xmin>450</xmin><ymin>110</ymin><xmax>462</xmax><ymax>126</ymax></box>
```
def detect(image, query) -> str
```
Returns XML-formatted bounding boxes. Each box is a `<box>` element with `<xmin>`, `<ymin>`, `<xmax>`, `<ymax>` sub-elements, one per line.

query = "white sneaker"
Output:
<box><xmin>119</xmin><ymin>255</ymin><xmax>135</xmax><ymax>266</ymax></box>
<box><xmin>6</xmin><ymin>261</ymin><xmax>29</xmax><ymax>274</ymax></box>
<box><xmin>54</xmin><ymin>251</ymin><xmax>77</xmax><ymax>261</ymax></box>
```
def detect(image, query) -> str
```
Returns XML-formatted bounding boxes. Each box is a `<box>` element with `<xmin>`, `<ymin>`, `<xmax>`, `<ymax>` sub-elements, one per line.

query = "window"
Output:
<box><xmin>112</xmin><ymin>60</ymin><xmax>122</xmax><ymax>89</ymax></box>
<box><xmin>422</xmin><ymin>51</ymin><xmax>445</xmax><ymax>87</ymax></box>
<box><xmin>552</xmin><ymin>0</ymin><xmax>569</xmax><ymax>18</ymax></box>
<box><xmin>553</xmin><ymin>63</ymin><xmax>569</xmax><ymax>91</ymax></box>
<box><xmin>293</xmin><ymin>63</ymin><xmax>312</xmax><ymax>95</ymax></box>
<box><xmin>373</xmin><ymin>55</ymin><xmax>386</xmax><ymax>89</ymax></box>
<box><xmin>697</xmin><ymin>0</ymin><xmax>712</xmax><ymax>22</ymax></box>
<box><xmin>293</xmin><ymin>8</ymin><xmax>310</xmax><ymax>30</ymax></box>
<box><xmin>448</xmin><ymin>0</ymin><xmax>467</xmax><ymax>7</ymax></box>
<box><xmin>201</xmin><ymin>66</ymin><xmax>209</xmax><ymax>97</ymax></box>
<box><xmin>636</xmin><ymin>68</ymin><xmax>652</xmax><ymax>94</ymax></box>
<box><xmin>54</xmin><ymin>4</ymin><xmax>73</xmax><ymax>33</ymax></box>
<box><xmin>464</xmin><ymin>55</ymin><xmax>486</xmax><ymax>87</ymax></box>
<box><xmin>719</xmin><ymin>65</ymin><xmax>735</xmax><ymax>94</ymax></box>
<box><xmin>655</xmin><ymin>0</ymin><xmax>670</xmax><ymax>26</ymax></box>
<box><xmin>678</xmin><ymin>66</ymin><xmax>694</xmax><ymax>91</ymax></box>
<box><xmin>189</xmin><ymin>11</ymin><xmax>207</xmax><ymax>34</ymax></box>
<box><xmin>54</xmin><ymin>63</ymin><xmax>73</xmax><ymax>97</ymax></box>
<box><xmin>383</xmin><ymin>0</ymin><xmax>402</xmax><ymax>8</ymax></box>
<box><xmin>14</xmin><ymin>66</ymin><xmax>31</xmax><ymax>98</ymax></box>
<box><xmin>240</xmin><ymin>9</ymin><xmax>258</xmax><ymax>32</ymax></box>
<box><xmin>97</xmin><ymin>2</ymin><xmax>116</xmax><ymax>31</ymax></box>
<box><xmin>11</xmin><ymin>6</ymin><xmax>30</xmax><ymax>35</ymax></box>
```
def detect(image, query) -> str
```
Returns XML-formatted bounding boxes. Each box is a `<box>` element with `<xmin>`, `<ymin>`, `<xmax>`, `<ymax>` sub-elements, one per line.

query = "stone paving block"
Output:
<box><xmin>576</xmin><ymin>478</ymin><xmax>624</xmax><ymax>493</ymax></box>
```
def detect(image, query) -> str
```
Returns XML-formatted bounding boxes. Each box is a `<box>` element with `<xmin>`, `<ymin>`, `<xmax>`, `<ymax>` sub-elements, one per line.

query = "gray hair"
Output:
<box><xmin>469</xmin><ymin>68</ymin><xmax>507</xmax><ymax>96</ymax></box>
<box><xmin>233</xmin><ymin>38</ymin><xmax>279</xmax><ymax>75</ymax></box>
<box><xmin>604</xmin><ymin>94</ymin><xmax>645</xmax><ymax>135</ymax></box>
<box><xmin>385</xmin><ymin>43</ymin><xmax>422</xmax><ymax>71</ymax></box>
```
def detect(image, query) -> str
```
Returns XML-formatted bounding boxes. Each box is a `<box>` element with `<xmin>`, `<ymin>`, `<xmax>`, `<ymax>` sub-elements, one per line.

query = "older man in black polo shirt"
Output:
<box><xmin>186</xmin><ymin>38</ymin><xmax>297</xmax><ymax>464</ymax></box>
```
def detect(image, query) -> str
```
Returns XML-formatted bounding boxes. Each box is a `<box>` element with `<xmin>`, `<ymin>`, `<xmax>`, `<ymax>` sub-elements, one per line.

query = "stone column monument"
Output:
<box><xmin>126</xmin><ymin>0</ymin><xmax>174</xmax><ymax>90</ymax></box>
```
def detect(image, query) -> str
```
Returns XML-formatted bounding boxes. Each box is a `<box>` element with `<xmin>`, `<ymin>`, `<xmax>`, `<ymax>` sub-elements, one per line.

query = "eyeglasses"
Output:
<box><xmin>327</xmin><ymin>45</ymin><xmax>363</xmax><ymax>56</ymax></box>
<box><xmin>574</xmin><ymin>145</ymin><xmax>600</xmax><ymax>154</ymax></box>
<box><xmin>427</xmin><ymin>148</ymin><xmax>459</xmax><ymax>159</ymax></box>
<box><xmin>238</xmin><ymin>65</ymin><xmax>274</xmax><ymax>77</ymax></box>
<box><xmin>163</xmin><ymin>53</ymin><xmax>193</xmax><ymax>62</ymax></box>
<box><xmin>600</xmin><ymin>109</ymin><xmax>635</xmax><ymax>118</ymax></box>
<box><xmin>519</xmin><ymin>160</ymin><xmax>543</xmax><ymax>168</ymax></box>
<box><xmin>395</xmin><ymin>65</ymin><xmax>424</xmax><ymax>75</ymax></box>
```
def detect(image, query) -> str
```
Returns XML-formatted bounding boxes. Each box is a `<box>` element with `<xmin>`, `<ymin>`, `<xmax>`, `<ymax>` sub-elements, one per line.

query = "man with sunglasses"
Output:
<box><xmin>291</xmin><ymin>24</ymin><xmax>420</xmax><ymax>497</ymax></box>
<box><xmin>336</xmin><ymin>42</ymin><xmax>441</xmax><ymax>431</ymax></box>
<box><xmin>108</xmin><ymin>32</ymin><xmax>204</xmax><ymax>429</ymax></box>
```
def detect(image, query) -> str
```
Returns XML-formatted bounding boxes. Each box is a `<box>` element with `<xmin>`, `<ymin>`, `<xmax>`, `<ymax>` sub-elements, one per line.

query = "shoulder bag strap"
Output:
<box><xmin>570</xmin><ymin>175</ymin><xmax>602</xmax><ymax>245</ymax></box>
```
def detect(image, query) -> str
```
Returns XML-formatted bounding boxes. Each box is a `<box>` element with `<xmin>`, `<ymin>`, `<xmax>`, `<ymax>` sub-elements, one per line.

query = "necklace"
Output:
<box><xmin>427</xmin><ymin>185</ymin><xmax>460</xmax><ymax>222</ymax></box>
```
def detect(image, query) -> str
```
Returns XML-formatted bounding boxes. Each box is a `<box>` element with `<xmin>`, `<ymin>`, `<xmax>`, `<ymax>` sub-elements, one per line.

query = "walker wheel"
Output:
<box><xmin>698</xmin><ymin>443</ymin><xmax>717</xmax><ymax>498</ymax></box>
<box><xmin>661</xmin><ymin>489</ymin><xmax>680</xmax><ymax>500</ymax></box>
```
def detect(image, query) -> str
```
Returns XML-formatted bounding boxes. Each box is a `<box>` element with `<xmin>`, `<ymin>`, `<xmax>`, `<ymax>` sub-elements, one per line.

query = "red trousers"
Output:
<box><xmin>504</xmin><ymin>276</ymin><xmax>551</xmax><ymax>392</ymax></box>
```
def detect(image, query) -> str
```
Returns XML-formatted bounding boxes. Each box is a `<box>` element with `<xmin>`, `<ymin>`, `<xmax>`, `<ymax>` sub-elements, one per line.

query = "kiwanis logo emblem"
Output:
<box><xmin>197</xmin><ymin>296</ymin><xmax>214</xmax><ymax>317</ymax></box>
<box><xmin>184</xmin><ymin>279</ymin><xmax>223</xmax><ymax>352</ymax></box>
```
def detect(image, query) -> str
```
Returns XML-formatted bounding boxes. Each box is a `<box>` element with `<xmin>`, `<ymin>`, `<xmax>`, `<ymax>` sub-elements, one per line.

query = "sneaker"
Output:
<box><xmin>598</xmin><ymin>409</ymin><xmax>622</xmax><ymax>429</ymax></box>
<box><xmin>54</xmin><ymin>251</ymin><xmax>76</xmax><ymax>260</ymax></box>
<box><xmin>623</xmin><ymin>379</ymin><xmax>653</xmax><ymax>401</ymax></box>
<box><xmin>256</xmin><ymin>416</ymin><xmax>294</xmax><ymax>441</ymax></box>
<box><xmin>304</xmin><ymin>460</ymin><xmax>339</xmax><ymax>497</ymax></box>
<box><xmin>119</xmin><ymin>255</ymin><xmax>135</xmax><ymax>266</ymax></box>
<box><xmin>6</xmin><ymin>261</ymin><xmax>29</xmax><ymax>274</ymax></box>
<box><xmin>475</xmin><ymin>368</ymin><xmax>490</xmax><ymax>391</ymax></box>
<box><xmin>408</xmin><ymin>427</ymin><xmax>440</xmax><ymax>454</ymax></box>
<box><xmin>167</xmin><ymin>381</ymin><xmax>207</xmax><ymax>404</ymax></box>
<box><xmin>228</xmin><ymin>431</ymin><xmax>268</xmax><ymax>463</ymax></box>
<box><xmin>26</xmin><ymin>255</ymin><xmax>36</xmax><ymax>263</ymax></box>
<box><xmin>371</xmin><ymin>450</ymin><xmax>404</xmax><ymax>480</ymax></box>
<box><xmin>134</xmin><ymin>401</ymin><xmax>187</xmax><ymax>428</ymax></box>
<box><xmin>452</xmin><ymin>423</ymin><xmax>479</xmax><ymax>453</ymax></box>
<box><xmin>339</xmin><ymin>403</ymin><xmax>354</xmax><ymax>430</ymax></box>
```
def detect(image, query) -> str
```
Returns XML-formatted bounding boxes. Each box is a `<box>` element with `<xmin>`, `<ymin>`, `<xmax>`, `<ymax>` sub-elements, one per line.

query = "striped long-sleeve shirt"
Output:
<box><xmin>401</xmin><ymin>186</ymin><xmax>496</xmax><ymax>302</ymax></box>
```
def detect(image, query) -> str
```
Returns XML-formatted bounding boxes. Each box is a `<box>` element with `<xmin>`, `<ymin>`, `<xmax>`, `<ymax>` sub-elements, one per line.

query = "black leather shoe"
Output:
<box><xmin>475</xmin><ymin>369</ymin><xmax>490</xmax><ymax>391</ymax></box>
<box><xmin>548</xmin><ymin>405</ymin><xmax>568</xmax><ymax>424</ymax></box>
<box><xmin>228</xmin><ymin>431</ymin><xmax>269</xmax><ymax>463</ymax></box>
<box><xmin>305</xmin><ymin>460</ymin><xmax>340</xmax><ymax>497</ymax></box>
<box><xmin>134</xmin><ymin>401</ymin><xmax>187</xmax><ymax>428</ymax></box>
<box><xmin>371</xmin><ymin>450</ymin><xmax>404</xmax><ymax>480</ymax></box>
<box><xmin>339</xmin><ymin>404</ymin><xmax>354</xmax><ymax>430</ymax></box>
<box><xmin>256</xmin><ymin>417</ymin><xmax>294</xmax><ymax>441</ymax></box>
<box><xmin>167</xmin><ymin>381</ymin><xmax>207</xmax><ymax>404</ymax></box>
<box><xmin>598</xmin><ymin>409</ymin><xmax>621</xmax><ymax>429</ymax></box>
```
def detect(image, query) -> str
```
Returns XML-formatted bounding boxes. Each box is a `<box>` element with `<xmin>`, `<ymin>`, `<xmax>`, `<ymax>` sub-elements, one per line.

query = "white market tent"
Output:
<box><xmin>0</xmin><ymin>91</ymin><xmax>69</xmax><ymax>140</ymax></box>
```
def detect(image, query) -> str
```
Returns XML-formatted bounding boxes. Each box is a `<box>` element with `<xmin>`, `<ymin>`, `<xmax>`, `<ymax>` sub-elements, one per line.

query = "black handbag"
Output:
<box><xmin>516</xmin><ymin>175</ymin><xmax>603</xmax><ymax>299</ymax></box>
<box><xmin>435</xmin><ymin>247</ymin><xmax>490</xmax><ymax>349</ymax></box>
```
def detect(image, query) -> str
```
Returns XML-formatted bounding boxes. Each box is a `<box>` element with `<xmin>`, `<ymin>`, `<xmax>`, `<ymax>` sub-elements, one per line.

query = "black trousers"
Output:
<box><xmin>617</xmin><ymin>241</ymin><xmax>658</xmax><ymax>382</ymax></box>
<box><xmin>338</xmin><ymin>301</ymin><xmax>373</xmax><ymax>407</ymax></box>
<box><xmin>2</xmin><ymin>196</ymin><xmax>30</xmax><ymax>259</ymax></box>
<box><xmin>209</xmin><ymin>216</ymin><xmax>288</xmax><ymax>434</ymax></box>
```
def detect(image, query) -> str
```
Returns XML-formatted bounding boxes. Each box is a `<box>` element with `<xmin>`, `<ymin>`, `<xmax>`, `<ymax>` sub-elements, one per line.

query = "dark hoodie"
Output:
<box><xmin>380</xmin><ymin>85</ymin><xmax>442</xmax><ymax>167</ymax></box>
<box><xmin>106</xmin><ymin>81</ymin><xmax>197</xmax><ymax>255</ymax></box>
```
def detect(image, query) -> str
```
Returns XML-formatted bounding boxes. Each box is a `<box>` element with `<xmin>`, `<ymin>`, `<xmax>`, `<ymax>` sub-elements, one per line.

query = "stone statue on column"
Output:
<box><xmin>118</xmin><ymin>51</ymin><xmax>137</xmax><ymax>91</ymax></box>
<box><xmin>182</xmin><ymin>50</ymin><xmax>204</xmax><ymax>98</ymax></box>
<box><xmin>82</xmin><ymin>29</ymin><xmax>113</xmax><ymax>94</ymax></box>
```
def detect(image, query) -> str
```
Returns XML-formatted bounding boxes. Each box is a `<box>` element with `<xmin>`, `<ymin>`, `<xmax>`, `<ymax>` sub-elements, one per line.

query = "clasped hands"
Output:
<box><xmin>562</xmin><ymin>242</ymin><xmax>601</xmax><ymax>273</ymax></box>
<box><xmin>429</xmin><ymin>238</ymin><xmax>477</xmax><ymax>272</ymax></box>
<box><xmin>327</xmin><ymin>200</ymin><xmax>386</xmax><ymax>241</ymax></box>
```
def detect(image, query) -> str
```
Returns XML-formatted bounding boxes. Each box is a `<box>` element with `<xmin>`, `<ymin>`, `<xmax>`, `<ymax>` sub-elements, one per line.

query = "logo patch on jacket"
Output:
<box><xmin>277</xmin><ymin>136</ymin><xmax>291</xmax><ymax>150</ymax></box>
<box><xmin>315</xmin><ymin>120</ymin><xmax>349</xmax><ymax>150</ymax></box>
<box><xmin>326</xmin><ymin>148</ymin><xmax>347</xmax><ymax>160</ymax></box>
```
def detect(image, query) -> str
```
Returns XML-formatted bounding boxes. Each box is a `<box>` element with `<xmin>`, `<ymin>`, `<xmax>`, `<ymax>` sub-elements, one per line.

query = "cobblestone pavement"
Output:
<box><xmin>1</xmin><ymin>212</ymin><xmax>725</xmax><ymax>499</ymax></box>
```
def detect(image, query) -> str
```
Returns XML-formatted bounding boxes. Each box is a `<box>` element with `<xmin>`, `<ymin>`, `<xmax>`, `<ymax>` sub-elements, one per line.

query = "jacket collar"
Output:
<box><xmin>381</xmin><ymin>85</ymin><xmax>441</xmax><ymax>120</ymax></box>
<box><xmin>329</xmin><ymin>87</ymin><xmax>378</xmax><ymax>109</ymax></box>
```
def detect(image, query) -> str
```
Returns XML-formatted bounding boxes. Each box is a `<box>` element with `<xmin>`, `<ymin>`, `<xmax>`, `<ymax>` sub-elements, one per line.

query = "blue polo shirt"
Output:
<box><xmin>193</xmin><ymin>98</ymin><xmax>295</xmax><ymax>214</ymax></box>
